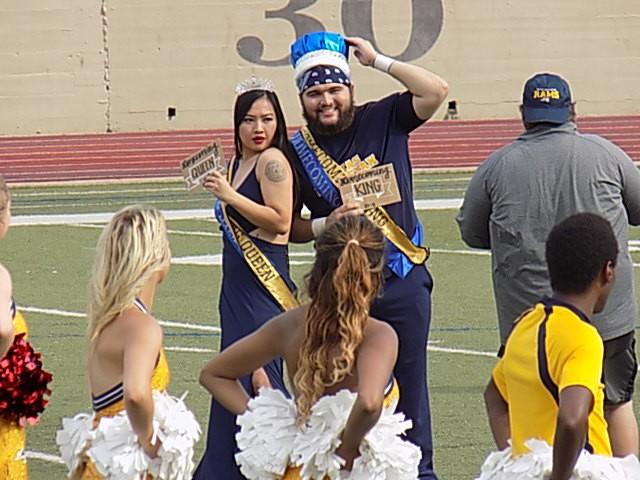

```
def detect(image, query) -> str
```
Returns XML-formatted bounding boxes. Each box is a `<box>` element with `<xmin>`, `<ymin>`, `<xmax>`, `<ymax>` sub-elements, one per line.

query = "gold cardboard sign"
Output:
<box><xmin>338</xmin><ymin>164</ymin><xmax>401</xmax><ymax>209</ymax></box>
<box><xmin>181</xmin><ymin>140</ymin><xmax>227</xmax><ymax>191</ymax></box>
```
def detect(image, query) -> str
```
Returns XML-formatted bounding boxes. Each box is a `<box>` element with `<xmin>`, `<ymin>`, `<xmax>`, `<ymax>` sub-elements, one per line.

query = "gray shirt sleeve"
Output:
<box><xmin>456</xmin><ymin>160</ymin><xmax>492</xmax><ymax>249</ymax></box>
<box><xmin>619</xmin><ymin>154</ymin><xmax>640</xmax><ymax>226</ymax></box>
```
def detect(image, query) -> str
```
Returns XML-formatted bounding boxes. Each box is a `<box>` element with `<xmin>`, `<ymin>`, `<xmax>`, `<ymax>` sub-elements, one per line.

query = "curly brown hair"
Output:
<box><xmin>294</xmin><ymin>215</ymin><xmax>385</xmax><ymax>422</ymax></box>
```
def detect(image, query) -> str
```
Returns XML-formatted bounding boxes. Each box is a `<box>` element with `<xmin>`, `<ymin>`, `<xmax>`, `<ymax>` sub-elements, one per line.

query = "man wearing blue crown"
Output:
<box><xmin>289</xmin><ymin>31</ymin><xmax>448</xmax><ymax>479</ymax></box>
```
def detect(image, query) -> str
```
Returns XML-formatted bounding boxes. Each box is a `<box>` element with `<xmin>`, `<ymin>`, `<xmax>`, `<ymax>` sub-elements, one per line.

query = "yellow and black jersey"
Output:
<box><xmin>492</xmin><ymin>297</ymin><xmax>611</xmax><ymax>456</ymax></box>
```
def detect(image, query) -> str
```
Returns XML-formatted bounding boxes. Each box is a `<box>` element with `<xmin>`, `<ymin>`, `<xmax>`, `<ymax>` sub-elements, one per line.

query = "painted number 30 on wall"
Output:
<box><xmin>236</xmin><ymin>0</ymin><xmax>444</xmax><ymax>66</ymax></box>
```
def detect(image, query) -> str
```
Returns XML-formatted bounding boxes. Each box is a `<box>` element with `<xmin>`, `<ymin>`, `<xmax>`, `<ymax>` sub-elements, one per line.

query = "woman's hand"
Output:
<box><xmin>335</xmin><ymin>442</ymin><xmax>359</xmax><ymax>471</ymax></box>
<box><xmin>326</xmin><ymin>203</ymin><xmax>365</xmax><ymax>227</ymax></box>
<box><xmin>141</xmin><ymin>435</ymin><xmax>161</xmax><ymax>458</ymax></box>
<box><xmin>251</xmin><ymin>367</ymin><xmax>272</xmax><ymax>392</ymax></box>
<box><xmin>203</xmin><ymin>170</ymin><xmax>237</xmax><ymax>204</ymax></box>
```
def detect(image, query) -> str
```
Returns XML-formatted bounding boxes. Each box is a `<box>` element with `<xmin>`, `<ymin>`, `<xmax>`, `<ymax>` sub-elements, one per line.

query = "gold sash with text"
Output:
<box><xmin>301</xmin><ymin>127</ymin><xmax>430</xmax><ymax>265</ymax></box>
<box><xmin>221</xmin><ymin>157</ymin><xmax>299</xmax><ymax>311</ymax></box>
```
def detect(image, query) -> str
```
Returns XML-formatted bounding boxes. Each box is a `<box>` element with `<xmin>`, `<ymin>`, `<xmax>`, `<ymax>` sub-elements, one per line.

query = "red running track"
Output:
<box><xmin>2</xmin><ymin>116</ymin><xmax>640</xmax><ymax>183</ymax></box>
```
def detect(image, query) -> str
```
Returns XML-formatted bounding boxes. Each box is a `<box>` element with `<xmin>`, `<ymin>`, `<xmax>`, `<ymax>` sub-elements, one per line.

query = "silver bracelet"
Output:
<box><xmin>311</xmin><ymin>217</ymin><xmax>327</xmax><ymax>238</ymax></box>
<box><xmin>372</xmin><ymin>54</ymin><xmax>395</xmax><ymax>73</ymax></box>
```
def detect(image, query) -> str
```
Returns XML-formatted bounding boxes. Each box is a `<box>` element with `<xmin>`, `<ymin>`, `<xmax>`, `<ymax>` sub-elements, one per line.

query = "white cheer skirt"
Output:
<box><xmin>56</xmin><ymin>391</ymin><xmax>201</xmax><ymax>480</ymax></box>
<box><xmin>476</xmin><ymin>439</ymin><xmax>640</xmax><ymax>480</ymax></box>
<box><xmin>235</xmin><ymin>387</ymin><xmax>421</xmax><ymax>480</ymax></box>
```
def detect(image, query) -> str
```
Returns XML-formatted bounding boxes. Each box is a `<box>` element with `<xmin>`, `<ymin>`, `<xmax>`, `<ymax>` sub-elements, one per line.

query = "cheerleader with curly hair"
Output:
<box><xmin>200</xmin><ymin>215</ymin><xmax>421</xmax><ymax>479</ymax></box>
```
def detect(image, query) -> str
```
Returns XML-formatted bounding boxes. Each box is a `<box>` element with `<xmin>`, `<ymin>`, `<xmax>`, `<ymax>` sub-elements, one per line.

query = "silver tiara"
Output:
<box><xmin>234</xmin><ymin>75</ymin><xmax>275</xmax><ymax>96</ymax></box>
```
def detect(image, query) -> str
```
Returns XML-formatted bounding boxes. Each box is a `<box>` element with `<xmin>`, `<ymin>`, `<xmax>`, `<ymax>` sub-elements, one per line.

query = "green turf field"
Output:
<box><xmin>4</xmin><ymin>172</ymin><xmax>640</xmax><ymax>479</ymax></box>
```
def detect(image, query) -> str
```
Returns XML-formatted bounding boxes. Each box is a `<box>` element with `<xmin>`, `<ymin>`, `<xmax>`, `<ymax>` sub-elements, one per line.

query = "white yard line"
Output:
<box><xmin>12</xmin><ymin>208</ymin><xmax>215</xmax><ymax>226</ymax></box>
<box><xmin>414</xmin><ymin>176</ymin><xmax>472</xmax><ymax>183</ymax></box>
<box><xmin>165</xmin><ymin>346</ymin><xmax>214</xmax><ymax>353</ymax></box>
<box><xmin>12</xmin><ymin>200</ymin><xmax>463</xmax><ymax>226</ymax></box>
<box><xmin>172</xmin><ymin>254</ymin><xmax>314</xmax><ymax>266</ymax></box>
<box><xmin>14</xmin><ymin>186</ymin><xmax>187</xmax><ymax>198</ymax></box>
<box><xmin>427</xmin><ymin>345</ymin><xmax>496</xmax><ymax>357</ymax></box>
<box><xmin>172</xmin><ymin>249</ymin><xmax>488</xmax><ymax>267</ymax></box>
<box><xmin>68</xmin><ymin>223</ymin><xmax>221</xmax><ymax>237</ymax></box>
<box><xmin>12</xmin><ymin>197</ymin><xmax>202</xmax><ymax>211</ymax></box>
<box><xmin>19</xmin><ymin>306</ymin><xmax>220</xmax><ymax>333</ymax></box>
<box><xmin>25</xmin><ymin>451</ymin><xmax>64</xmax><ymax>464</ymax></box>
<box><xmin>431</xmin><ymin>248</ymin><xmax>490</xmax><ymax>256</ymax></box>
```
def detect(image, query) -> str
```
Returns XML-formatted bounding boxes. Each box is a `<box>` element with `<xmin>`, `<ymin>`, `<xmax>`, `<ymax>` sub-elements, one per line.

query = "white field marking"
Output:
<box><xmin>24</xmin><ymin>451</ymin><xmax>64</xmax><ymax>464</ymax></box>
<box><xmin>172</xmin><ymin>254</ymin><xmax>313</xmax><ymax>266</ymax></box>
<box><xmin>14</xmin><ymin>186</ymin><xmax>187</xmax><ymax>198</ymax></box>
<box><xmin>12</xmin><ymin>208</ymin><xmax>215</xmax><ymax>226</ymax></box>
<box><xmin>427</xmin><ymin>345</ymin><xmax>496</xmax><ymax>358</ymax></box>
<box><xmin>12</xmin><ymin>197</ymin><xmax>202</xmax><ymax>211</ymax></box>
<box><xmin>172</xmin><ymin>248</ymin><xmax>488</xmax><ymax>267</ymax></box>
<box><xmin>168</xmin><ymin>229</ymin><xmax>220</xmax><ymax>238</ymax></box>
<box><xmin>431</xmin><ymin>248</ymin><xmax>490</xmax><ymax>256</ymax></box>
<box><xmin>20</xmin><ymin>306</ymin><xmax>84</xmax><ymax>318</ymax></box>
<box><xmin>165</xmin><ymin>346</ymin><xmax>214</xmax><ymax>353</ymax></box>
<box><xmin>11</xmin><ymin>199</ymin><xmax>463</xmax><ymax>226</ymax></box>
<box><xmin>415</xmin><ymin>198</ymin><xmax>463</xmax><ymax>209</ymax></box>
<box><xmin>68</xmin><ymin>222</ymin><xmax>222</xmax><ymax>237</ymax></box>
<box><xmin>159</xmin><ymin>320</ymin><xmax>220</xmax><ymax>333</ymax></box>
<box><xmin>19</xmin><ymin>306</ymin><xmax>220</xmax><ymax>332</ymax></box>
<box><xmin>414</xmin><ymin>188</ymin><xmax>466</xmax><ymax>194</ymax></box>
<box><xmin>413</xmin><ymin>176</ymin><xmax>472</xmax><ymax>183</ymax></box>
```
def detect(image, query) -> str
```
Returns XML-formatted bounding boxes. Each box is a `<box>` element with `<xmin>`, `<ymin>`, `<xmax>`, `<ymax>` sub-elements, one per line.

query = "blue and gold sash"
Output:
<box><xmin>214</xmin><ymin>159</ymin><xmax>298</xmax><ymax>311</ymax></box>
<box><xmin>292</xmin><ymin>127</ymin><xmax>430</xmax><ymax>278</ymax></box>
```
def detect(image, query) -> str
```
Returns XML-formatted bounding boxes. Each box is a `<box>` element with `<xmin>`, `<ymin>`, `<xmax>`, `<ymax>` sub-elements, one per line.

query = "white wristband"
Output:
<box><xmin>311</xmin><ymin>217</ymin><xmax>327</xmax><ymax>238</ymax></box>
<box><xmin>372</xmin><ymin>54</ymin><xmax>395</xmax><ymax>73</ymax></box>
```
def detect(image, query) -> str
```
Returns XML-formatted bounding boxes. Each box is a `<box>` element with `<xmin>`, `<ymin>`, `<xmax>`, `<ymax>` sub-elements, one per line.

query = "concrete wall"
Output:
<box><xmin>1</xmin><ymin>0</ymin><xmax>639</xmax><ymax>134</ymax></box>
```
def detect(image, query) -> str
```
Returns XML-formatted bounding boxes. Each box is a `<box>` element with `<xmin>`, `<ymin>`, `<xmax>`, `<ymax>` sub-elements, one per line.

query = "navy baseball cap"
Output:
<box><xmin>522</xmin><ymin>73</ymin><xmax>572</xmax><ymax>124</ymax></box>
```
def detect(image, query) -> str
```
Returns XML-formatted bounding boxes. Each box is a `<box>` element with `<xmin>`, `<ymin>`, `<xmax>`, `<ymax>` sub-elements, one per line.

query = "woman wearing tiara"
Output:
<box><xmin>0</xmin><ymin>175</ymin><xmax>52</xmax><ymax>479</ymax></box>
<box><xmin>193</xmin><ymin>77</ymin><xmax>299</xmax><ymax>479</ymax></box>
<box><xmin>56</xmin><ymin>205</ymin><xmax>200</xmax><ymax>479</ymax></box>
<box><xmin>200</xmin><ymin>216</ymin><xmax>421</xmax><ymax>479</ymax></box>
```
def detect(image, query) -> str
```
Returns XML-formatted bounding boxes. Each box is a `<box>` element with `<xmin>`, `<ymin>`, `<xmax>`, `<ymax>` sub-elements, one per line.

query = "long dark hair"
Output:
<box><xmin>294</xmin><ymin>216</ymin><xmax>385</xmax><ymax>421</ymax></box>
<box><xmin>233</xmin><ymin>90</ymin><xmax>299</xmax><ymax>206</ymax></box>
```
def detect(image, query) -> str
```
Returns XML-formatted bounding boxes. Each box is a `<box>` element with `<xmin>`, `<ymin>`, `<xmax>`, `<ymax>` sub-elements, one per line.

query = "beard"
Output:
<box><xmin>303</xmin><ymin>100</ymin><xmax>356</xmax><ymax>136</ymax></box>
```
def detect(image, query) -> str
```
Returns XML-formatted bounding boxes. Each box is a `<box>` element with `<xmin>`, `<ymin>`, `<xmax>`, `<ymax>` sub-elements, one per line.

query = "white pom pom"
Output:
<box><xmin>235</xmin><ymin>387</ymin><xmax>298</xmax><ymax>479</ymax></box>
<box><xmin>476</xmin><ymin>439</ymin><xmax>640</xmax><ymax>480</ymax></box>
<box><xmin>56</xmin><ymin>412</ymin><xmax>95</xmax><ymax>475</ymax></box>
<box><xmin>56</xmin><ymin>391</ymin><xmax>200</xmax><ymax>480</ymax></box>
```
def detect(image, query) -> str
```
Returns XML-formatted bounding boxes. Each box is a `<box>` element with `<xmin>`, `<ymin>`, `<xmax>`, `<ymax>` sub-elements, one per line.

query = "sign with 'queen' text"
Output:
<box><xmin>181</xmin><ymin>141</ymin><xmax>227</xmax><ymax>191</ymax></box>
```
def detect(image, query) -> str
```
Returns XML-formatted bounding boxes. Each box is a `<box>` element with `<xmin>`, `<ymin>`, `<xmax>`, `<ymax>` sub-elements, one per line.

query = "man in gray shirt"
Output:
<box><xmin>457</xmin><ymin>73</ymin><xmax>640</xmax><ymax>457</ymax></box>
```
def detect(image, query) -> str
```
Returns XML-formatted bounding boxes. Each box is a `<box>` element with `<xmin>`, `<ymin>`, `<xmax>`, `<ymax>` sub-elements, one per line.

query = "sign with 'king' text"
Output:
<box><xmin>338</xmin><ymin>164</ymin><xmax>401</xmax><ymax>209</ymax></box>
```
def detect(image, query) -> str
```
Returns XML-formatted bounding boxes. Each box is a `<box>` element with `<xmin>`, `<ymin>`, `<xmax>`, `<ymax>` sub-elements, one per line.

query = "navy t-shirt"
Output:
<box><xmin>294</xmin><ymin>91</ymin><xmax>424</xmax><ymax>239</ymax></box>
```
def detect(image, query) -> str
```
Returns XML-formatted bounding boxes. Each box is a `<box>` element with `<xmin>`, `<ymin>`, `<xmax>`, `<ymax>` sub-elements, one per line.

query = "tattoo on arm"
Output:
<box><xmin>264</xmin><ymin>160</ymin><xmax>287</xmax><ymax>183</ymax></box>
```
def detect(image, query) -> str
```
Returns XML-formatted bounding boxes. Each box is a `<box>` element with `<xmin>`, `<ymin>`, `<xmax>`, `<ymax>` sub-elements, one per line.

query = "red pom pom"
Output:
<box><xmin>0</xmin><ymin>333</ymin><xmax>53</xmax><ymax>424</ymax></box>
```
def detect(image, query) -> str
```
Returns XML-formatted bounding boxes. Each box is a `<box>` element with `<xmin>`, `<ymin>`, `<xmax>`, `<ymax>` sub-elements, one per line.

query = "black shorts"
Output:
<box><xmin>603</xmin><ymin>331</ymin><xmax>638</xmax><ymax>405</ymax></box>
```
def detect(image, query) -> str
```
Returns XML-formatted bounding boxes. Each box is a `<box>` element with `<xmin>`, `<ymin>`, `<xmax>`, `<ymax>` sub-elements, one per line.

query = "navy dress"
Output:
<box><xmin>194</xmin><ymin>161</ymin><xmax>294</xmax><ymax>480</ymax></box>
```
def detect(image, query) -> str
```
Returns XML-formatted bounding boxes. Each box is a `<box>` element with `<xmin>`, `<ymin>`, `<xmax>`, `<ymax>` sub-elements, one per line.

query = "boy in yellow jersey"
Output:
<box><xmin>479</xmin><ymin>213</ymin><xmax>640</xmax><ymax>480</ymax></box>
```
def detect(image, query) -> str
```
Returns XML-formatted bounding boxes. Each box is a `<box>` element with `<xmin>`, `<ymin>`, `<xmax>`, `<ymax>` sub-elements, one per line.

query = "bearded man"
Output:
<box><xmin>288</xmin><ymin>31</ymin><xmax>448</xmax><ymax>480</ymax></box>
